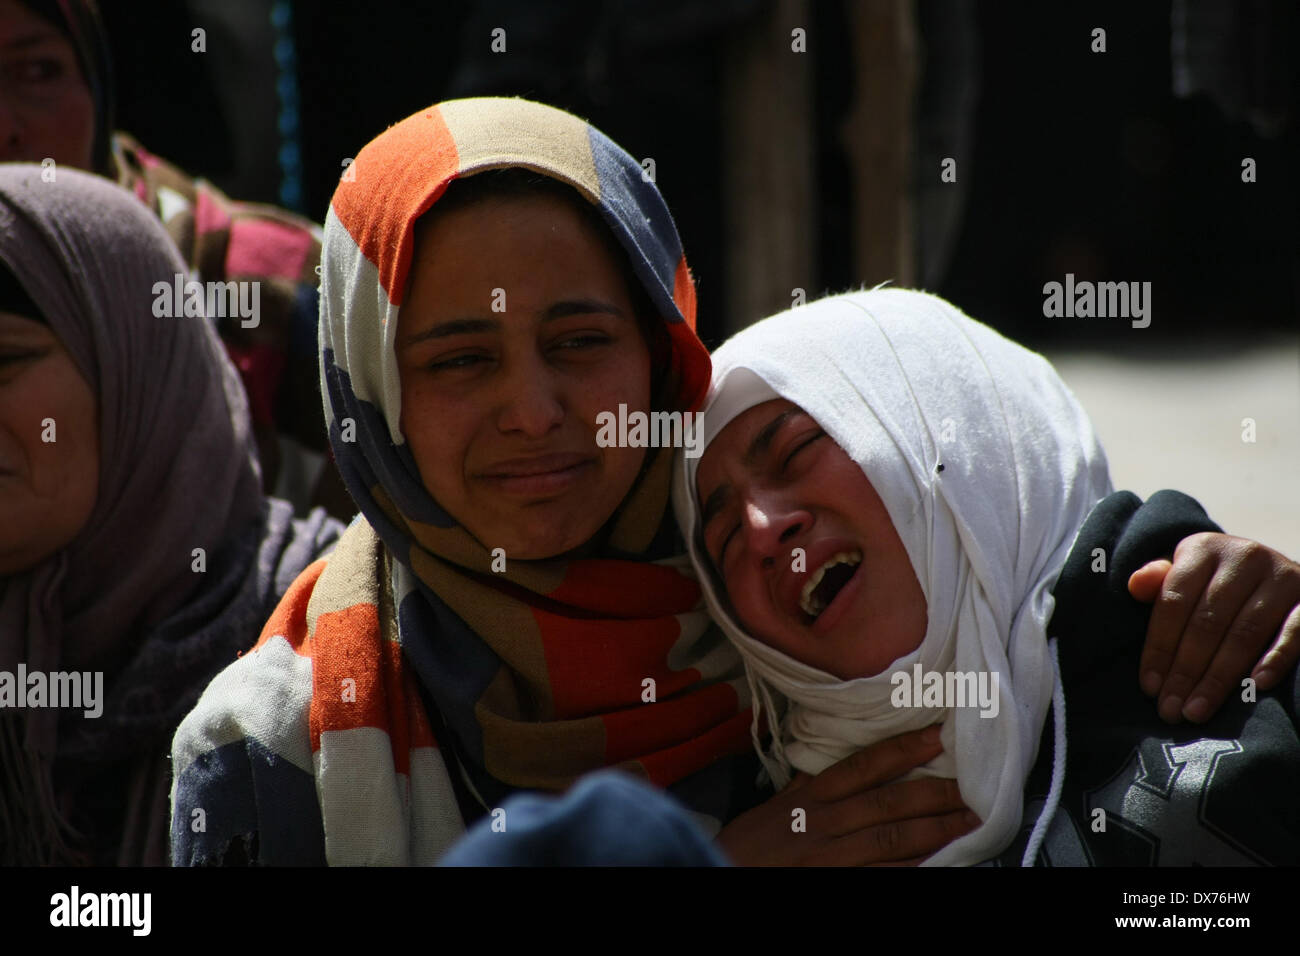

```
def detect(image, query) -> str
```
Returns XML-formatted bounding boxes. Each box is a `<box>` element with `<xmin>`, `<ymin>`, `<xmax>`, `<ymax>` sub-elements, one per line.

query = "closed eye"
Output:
<box><xmin>553</xmin><ymin>333</ymin><xmax>611</xmax><ymax>351</ymax></box>
<box><xmin>716</xmin><ymin>523</ymin><xmax>739</xmax><ymax>570</ymax></box>
<box><xmin>713</xmin><ymin>431</ymin><xmax>824</xmax><ymax>568</ymax></box>
<box><xmin>13</xmin><ymin>58</ymin><xmax>64</xmax><ymax>83</ymax></box>
<box><xmin>427</xmin><ymin>352</ymin><xmax>488</xmax><ymax>372</ymax></box>
<box><xmin>782</xmin><ymin>431</ymin><xmax>825</xmax><ymax>470</ymax></box>
<box><xmin>0</xmin><ymin>349</ymin><xmax>45</xmax><ymax>367</ymax></box>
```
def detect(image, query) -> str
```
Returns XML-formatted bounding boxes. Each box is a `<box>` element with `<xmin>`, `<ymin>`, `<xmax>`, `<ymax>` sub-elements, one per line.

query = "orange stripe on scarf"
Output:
<box><xmin>330</xmin><ymin>106</ymin><xmax>460</xmax><ymax>306</ymax></box>
<box><xmin>309</xmin><ymin>604</ymin><xmax>437</xmax><ymax>774</ymax></box>
<box><xmin>252</xmin><ymin>558</ymin><xmax>326</xmax><ymax>657</ymax></box>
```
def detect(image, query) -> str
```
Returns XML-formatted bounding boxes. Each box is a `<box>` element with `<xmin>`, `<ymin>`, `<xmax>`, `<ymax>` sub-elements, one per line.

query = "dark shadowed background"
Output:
<box><xmin>100</xmin><ymin>0</ymin><xmax>1299</xmax><ymax>552</ymax></box>
<box><xmin>101</xmin><ymin>0</ymin><xmax>1297</xmax><ymax>348</ymax></box>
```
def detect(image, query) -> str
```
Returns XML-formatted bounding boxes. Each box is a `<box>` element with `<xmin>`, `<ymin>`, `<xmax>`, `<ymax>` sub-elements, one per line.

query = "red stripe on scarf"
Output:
<box><xmin>667</xmin><ymin>321</ymin><xmax>710</xmax><ymax>414</ymax></box>
<box><xmin>669</xmin><ymin>255</ymin><xmax>710</xmax><ymax>412</ymax></box>
<box><xmin>619</xmin><ymin>703</ymin><xmax>756</xmax><ymax>787</ymax></box>
<box><xmin>602</xmin><ymin>682</ymin><xmax>743</xmax><ymax>762</ymax></box>
<box><xmin>330</xmin><ymin>106</ymin><xmax>461</xmax><ymax>307</ymax></box>
<box><xmin>534</xmin><ymin>611</ymin><xmax>699</xmax><ymax>719</ymax></box>
<box><xmin>546</xmin><ymin>560</ymin><xmax>700</xmax><ymax>616</ymax></box>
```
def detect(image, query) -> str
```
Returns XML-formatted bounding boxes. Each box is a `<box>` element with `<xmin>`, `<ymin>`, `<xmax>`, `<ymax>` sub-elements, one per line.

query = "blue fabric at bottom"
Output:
<box><xmin>435</xmin><ymin>770</ymin><xmax>733</xmax><ymax>866</ymax></box>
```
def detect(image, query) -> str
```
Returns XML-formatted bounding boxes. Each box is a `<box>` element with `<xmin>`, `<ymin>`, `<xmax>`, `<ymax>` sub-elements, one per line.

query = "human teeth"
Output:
<box><xmin>798</xmin><ymin>551</ymin><xmax>862</xmax><ymax>618</ymax></box>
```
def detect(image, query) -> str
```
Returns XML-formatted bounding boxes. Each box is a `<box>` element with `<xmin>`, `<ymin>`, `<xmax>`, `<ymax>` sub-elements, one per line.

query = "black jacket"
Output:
<box><xmin>988</xmin><ymin>490</ymin><xmax>1300</xmax><ymax>866</ymax></box>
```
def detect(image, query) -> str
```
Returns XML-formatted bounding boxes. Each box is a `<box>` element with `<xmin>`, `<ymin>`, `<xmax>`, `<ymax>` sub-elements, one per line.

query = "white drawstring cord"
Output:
<box><xmin>1021</xmin><ymin>637</ymin><xmax>1066</xmax><ymax>867</ymax></box>
<box><xmin>744</xmin><ymin>663</ymin><xmax>791</xmax><ymax>791</ymax></box>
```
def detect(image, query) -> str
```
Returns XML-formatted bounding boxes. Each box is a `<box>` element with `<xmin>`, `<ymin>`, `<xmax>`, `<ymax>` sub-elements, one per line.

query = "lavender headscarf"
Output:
<box><xmin>0</xmin><ymin>166</ymin><xmax>266</xmax><ymax>863</ymax></box>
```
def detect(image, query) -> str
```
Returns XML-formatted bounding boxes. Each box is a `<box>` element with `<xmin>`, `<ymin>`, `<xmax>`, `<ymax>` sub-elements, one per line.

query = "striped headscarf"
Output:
<box><xmin>174</xmin><ymin>98</ymin><xmax>756</xmax><ymax>864</ymax></box>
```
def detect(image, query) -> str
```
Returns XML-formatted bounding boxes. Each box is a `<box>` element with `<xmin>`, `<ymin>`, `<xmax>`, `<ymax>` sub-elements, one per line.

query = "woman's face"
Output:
<box><xmin>0</xmin><ymin>311</ymin><xmax>98</xmax><ymax>574</ymax></box>
<box><xmin>695</xmin><ymin>398</ymin><xmax>927</xmax><ymax>680</ymax></box>
<box><xmin>0</xmin><ymin>0</ymin><xmax>95</xmax><ymax>169</ymax></box>
<box><xmin>397</xmin><ymin>192</ymin><xmax>654</xmax><ymax>560</ymax></box>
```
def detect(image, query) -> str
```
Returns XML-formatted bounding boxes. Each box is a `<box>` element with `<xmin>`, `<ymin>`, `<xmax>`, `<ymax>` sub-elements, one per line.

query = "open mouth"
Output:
<box><xmin>798</xmin><ymin>550</ymin><xmax>862</xmax><ymax>622</ymax></box>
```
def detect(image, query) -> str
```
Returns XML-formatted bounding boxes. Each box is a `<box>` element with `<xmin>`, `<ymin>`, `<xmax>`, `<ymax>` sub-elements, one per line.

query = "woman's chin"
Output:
<box><xmin>478</xmin><ymin>517</ymin><xmax>604</xmax><ymax>562</ymax></box>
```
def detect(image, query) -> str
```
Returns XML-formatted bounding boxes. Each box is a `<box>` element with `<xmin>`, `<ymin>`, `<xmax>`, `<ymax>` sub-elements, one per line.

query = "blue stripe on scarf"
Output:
<box><xmin>172</xmin><ymin>738</ymin><xmax>326</xmax><ymax>865</ymax></box>
<box><xmin>323</xmin><ymin>349</ymin><xmax>455</xmax><ymax>534</ymax></box>
<box><xmin>586</xmin><ymin>125</ymin><xmax>686</xmax><ymax>326</ymax></box>
<box><xmin>395</xmin><ymin>585</ymin><xmax>502</xmax><ymax>776</ymax></box>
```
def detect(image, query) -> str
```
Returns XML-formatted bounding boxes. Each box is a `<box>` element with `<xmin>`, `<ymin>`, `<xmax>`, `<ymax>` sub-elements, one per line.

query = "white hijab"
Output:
<box><xmin>673</xmin><ymin>289</ymin><xmax>1112</xmax><ymax>865</ymax></box>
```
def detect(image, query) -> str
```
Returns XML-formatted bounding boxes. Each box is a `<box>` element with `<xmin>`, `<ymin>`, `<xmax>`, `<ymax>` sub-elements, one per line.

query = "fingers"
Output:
<box><xmin>1152</xmin><ymin>541</ymin><xmax>1263</xmax><ymax>722</ymax></box>
<box><xmin>1146</xmin><ymin>536</ymin><xmax>1300</xmax><ymax>723</ymax></box>
<box><xmin>783</xmin><ymin>771</ymin><xmax>812</xmax><ymax>794</ymax></box>
<box><xmin>823</xmin><ymin>775</ymin><xmax>967</xmax><ymax>837</ymax></box>
<box><xmin>1183</xmin><ymin>573</ymin><xmax>1300</xmax><ymax>719</ymax></box>
<box><xmin>810</xmin><ymin>725</ymin><xmax>944</xmax><ymax>803</ymax></box>
<box><xmin>718</xmin><ymin>735</ymin><xmax>965</xmax><ymax>866</ymax></box>
<box><xmin>842</xmin><ymin>808</ymin><xmax>980</xmax><ymax>867</ymax></box>
<box><xmin>1253</xmin><ymin>603</ymin><xmax>1300</xmax><ymax>689</ymax></box>
<box><xmin>1138</xmin><ymin>538</ymin><xmax>1217</xmax><ymax>699</ymax></box>
<box><xmin>1128</xmin><ymin>559</ymin><xmax>1171</xmax><ymax>604</ymax></box>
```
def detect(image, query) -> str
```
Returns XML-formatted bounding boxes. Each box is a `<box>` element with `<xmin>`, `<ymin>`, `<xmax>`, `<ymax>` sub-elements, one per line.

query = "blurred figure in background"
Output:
<box><xmin>0</xmin><ymin>0</ymin><xmax>350</xmax><ymax>517</ymax></box>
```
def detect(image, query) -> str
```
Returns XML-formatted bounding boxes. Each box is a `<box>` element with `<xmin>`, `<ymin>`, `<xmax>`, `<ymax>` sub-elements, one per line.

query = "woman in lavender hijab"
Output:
<box><xmin>0</xmin><ymin>166</ymin><xmax>340</xmax><ymax>865</ymax></box>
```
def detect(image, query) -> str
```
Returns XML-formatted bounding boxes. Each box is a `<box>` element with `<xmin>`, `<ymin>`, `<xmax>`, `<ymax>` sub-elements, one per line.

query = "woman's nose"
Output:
<box><xmin>494</xmin><ymin>357</ymin><xmax>565</xmax><ymax>438</ymax></box>
<box><xmin>741</xmin><ymin>496</ymin><xmax>808</xmax><ymax>569</ymax></box>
